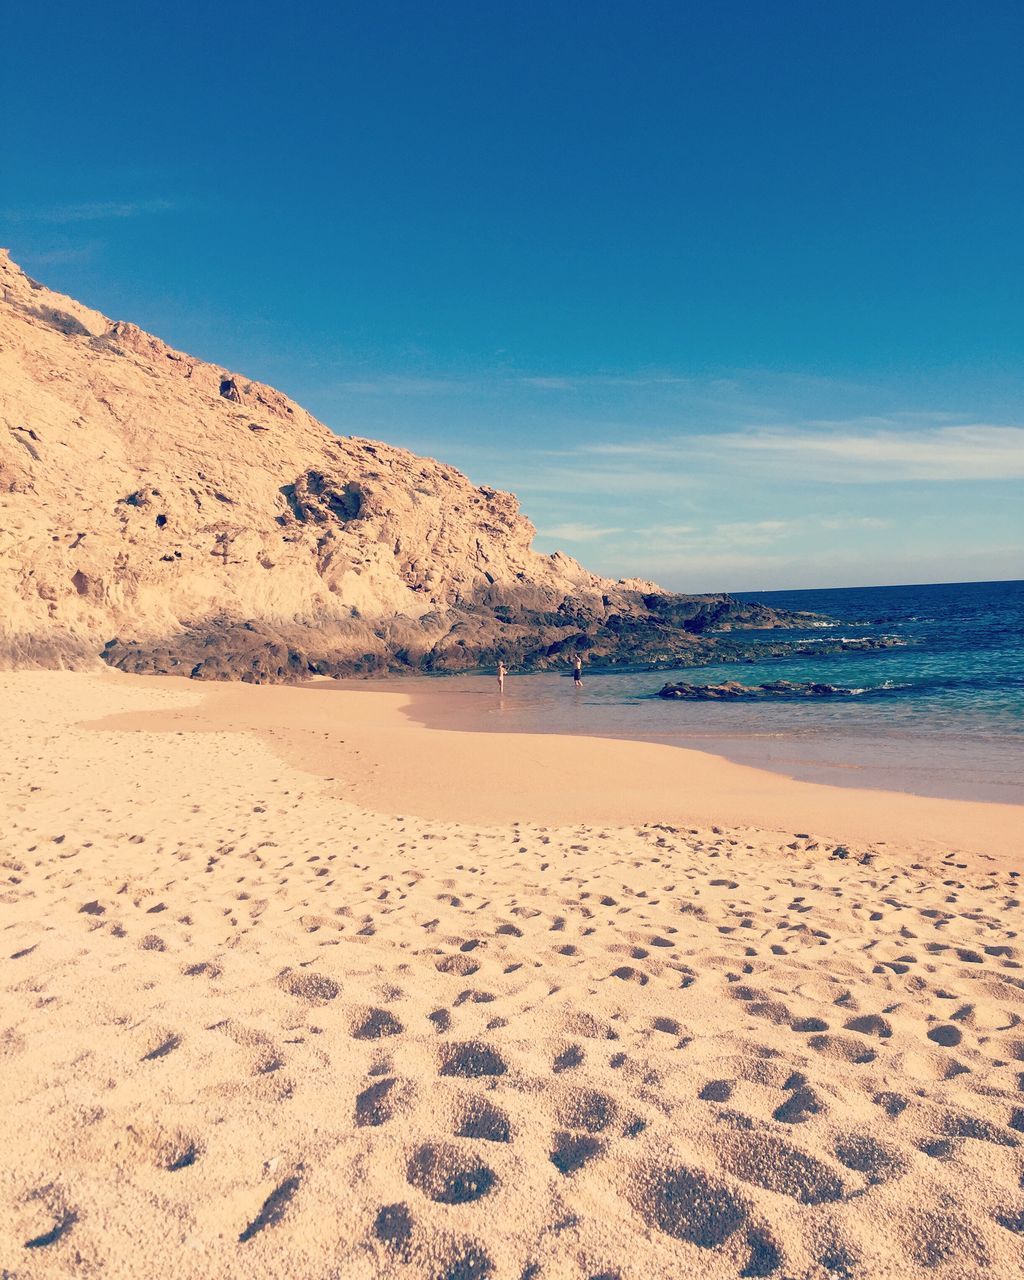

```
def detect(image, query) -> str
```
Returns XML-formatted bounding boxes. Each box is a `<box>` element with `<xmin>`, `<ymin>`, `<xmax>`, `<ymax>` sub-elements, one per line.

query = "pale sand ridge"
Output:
<box><xmin>1</xmin><ymin>671</ymin><xmax>1023</xmax><ymax>1279</ymax></box>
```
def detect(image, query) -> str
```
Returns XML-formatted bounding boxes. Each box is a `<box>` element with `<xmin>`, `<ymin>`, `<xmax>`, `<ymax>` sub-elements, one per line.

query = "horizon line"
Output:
<box><xmin>727</xmin><ymin>576</ymin><xmax>1023</xmax><ymax>596</ymax></box>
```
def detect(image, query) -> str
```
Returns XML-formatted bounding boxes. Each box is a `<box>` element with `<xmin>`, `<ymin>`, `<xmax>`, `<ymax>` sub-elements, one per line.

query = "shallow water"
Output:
<box><xmin>336</xmin><ymin>581</ymin><xmax>1024</xmax><ymax>806</ymax></box>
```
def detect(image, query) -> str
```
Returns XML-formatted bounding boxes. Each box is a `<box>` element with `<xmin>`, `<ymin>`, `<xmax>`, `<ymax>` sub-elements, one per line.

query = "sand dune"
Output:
<box><xmin>2</xmin><ymin>672</ymin><xmax>1022</xmax><ymax>1278</ymax></box>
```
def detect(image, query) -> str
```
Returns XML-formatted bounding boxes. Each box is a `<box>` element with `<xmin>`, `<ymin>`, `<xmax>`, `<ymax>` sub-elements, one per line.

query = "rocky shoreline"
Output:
<box><xmin>100</xmin><ymin>593</ymin><xmax>817</xmax><ymax>683</ymax></box>
<box><xmin>657</xmin><ymin>679</ymin><xmax>865</xmax><ymax>700</ymax></box>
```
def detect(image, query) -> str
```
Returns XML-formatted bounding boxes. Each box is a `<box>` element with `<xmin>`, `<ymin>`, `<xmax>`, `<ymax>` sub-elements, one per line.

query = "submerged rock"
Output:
<box><xmin>657</xmin><ymin>680</ymin><xmax>856</xmax><ymax>700</ymax></box>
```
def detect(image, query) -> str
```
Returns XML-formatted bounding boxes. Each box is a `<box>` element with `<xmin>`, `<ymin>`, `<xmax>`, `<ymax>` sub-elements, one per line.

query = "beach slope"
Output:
<box><xmin>1</xmin><ymin>671</ymin><xmax>1022</xmax><ymax>1279</ymax></box>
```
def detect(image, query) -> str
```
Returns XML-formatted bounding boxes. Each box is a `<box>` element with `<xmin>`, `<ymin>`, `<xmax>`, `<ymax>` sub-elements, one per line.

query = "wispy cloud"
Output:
<box><xmin>644</xmin><ymin>523</ymin><xmax>696</xmax><ymax>537</ymax></box>
<box><xmin>310</xmin><ymin>361</ymin><xmax>1021</xmax><ymax>588</ymax></box>
<box><xmin>580</xmin><ymin>422</ymin><xmax>1024</xmax><ymax>482</ymax></box>
<box><xmin>503</xmin><ymin>465</ymin><xmax>700</xmax><ymax>495</ymax></box>
<box><xmin>634</xmin><ymin>515</ymin><xmax>894</xmax><ymax>553</ymax></box>
<box><xmin>323</xmin><ymin>365</ymin><xmax>863</xmax><ymax>405</ymax></box>
<box><xmin>22</xmin><ymin>242</ymin><xmax>101</xmax><ymax>266</ymax></box>
<box><xmin>517</xmin><ymin>373</ymin><xmax>695</xmax><ymax>391</ymax></box>
<box><xmin>707</xmin><ymin>519</ymin><xmax>797</xmax><ymax>543</ymax></box>
<box><xmin>1</xmin><ymin>198</ymin><xmax>176</xmax><ymax>224</ymax></box>
<box><xmin>518</xmin><ymin>376</ymin><xmax>576</xmax><ymax>391</ymax></box>
<box><xmin>719</xmin><ymin>423</ymin><xmax>1024</xmax><ymax>481</ymax></box>
<box><xmin>537</xmin><ymin>521</ymin><xmax>623</xmax><ymax>542</ymax></box>
<box><xmin>332</xmin><ymin>371</ymin><xmax>702</xmax><ymax>397</ymax></box>
<box><xmin>498</xmin><ymin>426</ymin><xmax>1020</xmax><ymax>514</ymax></box>
<box><xmin>535</xmin><ymin>515</ymin><xmax>896</xmax><ymax>565</ymax></box>
<box><xmin>335</xmin><ymin>376</ymin><xmax>468</xmax><ymax>395</ymax></box>
<box><xmin>311</xmin><ymin>363</ymin><xmax>1019</xmax><ymax>588</ymax></box>
<box><xmin>820</xmin><ymin>515</ymin><xmax>892</xmax><ymax>531</ymax></box>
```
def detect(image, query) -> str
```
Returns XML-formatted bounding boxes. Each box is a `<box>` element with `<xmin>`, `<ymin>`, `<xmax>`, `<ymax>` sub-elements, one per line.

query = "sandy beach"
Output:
<box><xmin>2</xmin><ymin>670</ymin><xmax>1023</xmax><ymax>1279</ymax></box>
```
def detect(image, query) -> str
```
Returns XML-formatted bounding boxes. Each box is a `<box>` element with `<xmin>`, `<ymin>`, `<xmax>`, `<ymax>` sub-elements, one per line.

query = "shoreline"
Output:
<box><xmin>317</xmin><ymin>670</ymin><xmax>1024</xmax><ymax>809</ymax></box>
<box><xmin>88</xmin><ymin>670</ymin><xmax>1024</xmax><ymax>860</ymax></box>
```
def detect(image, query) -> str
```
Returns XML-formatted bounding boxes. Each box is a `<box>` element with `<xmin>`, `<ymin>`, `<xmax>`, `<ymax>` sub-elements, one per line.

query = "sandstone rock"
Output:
<box><xmin>0</xmin><ymin>250</ymin><xmax>800</xmax><ymax>680</ymax></box>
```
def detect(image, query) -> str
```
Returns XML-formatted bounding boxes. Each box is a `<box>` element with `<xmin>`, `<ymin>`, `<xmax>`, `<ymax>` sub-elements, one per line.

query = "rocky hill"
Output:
<box><xmin>0</xmin><ymin>250</ymin><xmax>800</xmax><ymax>681</ymax></box>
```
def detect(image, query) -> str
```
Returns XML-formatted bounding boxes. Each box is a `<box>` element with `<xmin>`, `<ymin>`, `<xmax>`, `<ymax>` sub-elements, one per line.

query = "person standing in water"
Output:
<box><xmin>572</xmin><ymin>654</ymin><xmax>583</xmax><ymax>687</ymax></box>
<box><xmin>497</xmin><ymin>660</ymin><xmax>508</xmax><ymax>694</ymax></box>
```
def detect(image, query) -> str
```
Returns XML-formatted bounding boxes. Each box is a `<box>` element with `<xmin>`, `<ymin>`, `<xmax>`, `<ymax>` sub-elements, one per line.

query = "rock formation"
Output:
<box><xmin>0</xmin><ymin>250</ymin><xmax>801</xmax><ymax>681</ymax></box>
<box><xmin>658</xmin><ymin>680</ymin><xmax>859</xmax><ymax>699</ymax></box>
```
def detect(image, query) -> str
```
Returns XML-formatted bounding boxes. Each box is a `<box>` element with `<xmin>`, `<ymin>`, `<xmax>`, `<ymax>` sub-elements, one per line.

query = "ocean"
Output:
<box><xmin>363</xmin><ymin>580</ymin><xmax>1024</xmax><ymax>806</ymax></box>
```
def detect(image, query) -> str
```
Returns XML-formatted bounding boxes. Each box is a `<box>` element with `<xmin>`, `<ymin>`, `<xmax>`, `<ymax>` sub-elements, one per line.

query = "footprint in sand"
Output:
<box><xmin>773</xmin><ymin>1084</ymin><xmax>827</xmax><ymax>1124</ymax></box>
<box><xmin>833</xmin><ymin>1134</ymin><xmax>907</xmax><ymax>1184</ymax></box>
<box><xmin>626</xmin><ymin>1161</ymin><xmax>780</xmax><ymax>1275</ymax></box>
<box><xmin>24</xmin><ymin>1209</ymin><xmax>78</xmax><ymax>1251</ymax></box>
<box><xmin>355</xmin><ymin>1077</ymin><xmax>413</xmax><ymax>1127</ymax></box>
<box><xmin>351</xmin><ymin>1007</ymin><xmax>403</xmax><ymax>1039</ymax></box>
<box><xmin>406</xmin><ymin>1142</ymin><xmax>497</xmax><ymax>1204</ymax></box>
<box><xmin>373</xmin><ymin>1202</ymin><xmax>415</xmax><ymax>1261</ymax></box>
<box><xmin>714</xmin><ymin>1132</ymin><xmax>845</xmax><ymax>1205</ymax></box>
<box><xmin>553</xmin><ymin>1044</ymin><xmax>585</xmax><ymax>1073</ymax></box>
<box><xmin>554</xmin><ymin>1087</ymin><xmax>617</xmax><ymax>1133</ymax></box>
<box><xmin>439</xmin><ymin>1042</ymin><xmax>507</xmax><ymax>1078</ymax></box>
<box><xmin>927</xmin><ymin>1024</ymin><xmax>963</xmax><ymax>1047</ymax></box>
<box><xmin>452</xmin><ymin>1096</ymin><xmax>512</xmax><ymax>1143</ymax></box>
<box><xmin>550</xmin><ymin>1132</ymin><xmax>603</xmax><ymax>1175</ymax></box>
<box><xmin>238</xmin><ymin>1176</ymin><xmax>301</xmax><ymax>1243</ymax></box>
<box><xmin>276</xmin><ymin>970</ymin><xmax>340</xmax><ymax>1002</ymax></box>
<box><xmin>19</xmin><ymin>1185</ymin><xmax>79</xmax><ymax>1252</ymax></box>
<box><xmin>141</xmin><ymin>1033</ymin><xmax>182</xmax><ymax>1062</ymax></box>
<box><xmin>436</xmin><ymin>953</ymin><xmax>481</xmax><ymax>977</ymax></box>
<box><xmin>844</xmin><ymin>1014</ymin><xmax>893</xmax><ymax>1038</ymax></box>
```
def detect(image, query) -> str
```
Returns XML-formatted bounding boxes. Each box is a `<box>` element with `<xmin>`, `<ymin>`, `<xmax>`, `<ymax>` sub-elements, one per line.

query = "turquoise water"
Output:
<box><xmin>728</xmin><ymin>579</ymin><xmax>1024</xmax><ymax>738</ymax></box>
<box><xmin>361</xmin><ymin>581</ymin><xmax>1024</xmax><ymax>805</ymax></box>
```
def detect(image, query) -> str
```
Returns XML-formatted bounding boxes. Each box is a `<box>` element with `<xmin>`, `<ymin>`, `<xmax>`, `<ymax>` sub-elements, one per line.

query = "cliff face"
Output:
<box><xmin>0</xmin><ymin>251</ymin><xmax>793</xmax><ymax>681</ymax></box>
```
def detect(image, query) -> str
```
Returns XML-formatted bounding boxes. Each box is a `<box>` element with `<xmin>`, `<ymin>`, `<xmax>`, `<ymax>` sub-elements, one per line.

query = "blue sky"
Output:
<box><xmin>2</xmin><ymin>0</ymin><xmax>1022</xmax><ymax>591</ymax></box>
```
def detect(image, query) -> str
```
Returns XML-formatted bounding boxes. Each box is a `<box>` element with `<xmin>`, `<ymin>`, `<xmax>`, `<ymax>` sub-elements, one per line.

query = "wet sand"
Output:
<box><xmin>327</xmin><ymin>671</ymin><xmax>1024</xmax><ymax>808</ymax></box>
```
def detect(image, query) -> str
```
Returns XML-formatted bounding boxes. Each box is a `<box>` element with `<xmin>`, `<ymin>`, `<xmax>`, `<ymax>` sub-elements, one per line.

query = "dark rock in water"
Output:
<box><xmin>657</xmin><ymin>680</ymin><xmax>855</xmax><ymax>700</ymax></box>
<box><xmin>737</xmin><ymin>634</ymin><xmax>907</xmax><ymax>661</ymax></box>
<box><xmin>791</xmin><ymin>635</ymin><xmax>904</xmax><ymax>654</ymax></box>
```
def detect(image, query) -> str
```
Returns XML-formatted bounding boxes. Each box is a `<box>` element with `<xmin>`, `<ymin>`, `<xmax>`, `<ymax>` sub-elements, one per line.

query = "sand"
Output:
<box><xmin>1</xmin><ymin>671</ymin><xmax>1022</xmax><ymax>1279</ymax></box>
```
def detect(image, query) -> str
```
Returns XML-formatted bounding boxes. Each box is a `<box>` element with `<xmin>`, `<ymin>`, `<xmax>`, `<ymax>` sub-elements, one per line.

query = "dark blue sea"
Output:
<box><xmin>731</xmin><ymin>578</ymin><xmax>1024</xmax><ymax>740</ymax></box>
<box><xmin>351</xmin><ymin>580</ymin><xmax>1024</xmax><ymax>804</ymax></box>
